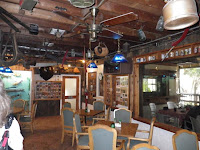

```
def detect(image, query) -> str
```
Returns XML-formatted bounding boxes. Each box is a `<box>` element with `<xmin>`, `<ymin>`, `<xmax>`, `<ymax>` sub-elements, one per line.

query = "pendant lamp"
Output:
<box><xmin>111</xmin><ymin>38</ymin><xmax>128</xmax><ymax>63</ymax></box>
<box><xmin>73</xmin><ymin>67</ymin><xmax>80</xmax><ymax>73</ymax></box>
<box><xmin>88</xmin><ymin>62</ymin><xmax>97</xmax><ymax>68</ymax></box>
<box><xmin>87</xmin><ymin>40</ymin><xmax>98</xmax><ymax>68</ymax></box>
<box><xmin>69</xmin><ymin>0</ymin><xmax>94</xmax><ymax>8</ymax></box>
<box><xmin>0</xmin><ymin>66</ymin><xmax>5</xmax><ymax>72</ymax></box>
<box><xmin>3</xmin><ymin>67</ymin><xmax>13</xmax><ymax>73</ymax></box>
<box><xmin>163</xmin><ymin>0</ymin><xmax>199</xmax><ymax>30</ymax></box>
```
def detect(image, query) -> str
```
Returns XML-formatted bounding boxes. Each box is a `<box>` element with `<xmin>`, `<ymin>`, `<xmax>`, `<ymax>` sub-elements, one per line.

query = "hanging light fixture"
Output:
<box><xmin>111</xmin><ymin>38</ymin><xmax>128</xmax><ymax>63</ymax></box>
<box><xmin>138</xmin><ymin>26</ymin><xmax>146</xmax><ymax>41</ymax></box>
<box><xmin>87</xmin><ymin>40</ymin><xmax>98</xmax><ymax>68</ymax></box>
<box><xmin>0</xmin><ymin>67</ymin><xmax>5</xmax><ymax>72</ymax></box>
<box><xmin>88</xmin><ymin>62</ymin><xmax>97</xmax><ymax>68</ymax></box>
<box><xmin>69</xmin><ymin>0</ymin><xmax>94</xmax><ymax>8</ymax></box>
<box><xmin>73</xmin><ymin>67</ymin><xmax>80</xmax><ymax>73</ymax></box>
<box><xmin>163</xmin><ymin>0</ymin><xmax>199</xmax><ymax>30</ymax></box>
<box><xmin>3</xmin><ymin>67</ymin><xmax>13</xmax><ymax>73</ymax></box>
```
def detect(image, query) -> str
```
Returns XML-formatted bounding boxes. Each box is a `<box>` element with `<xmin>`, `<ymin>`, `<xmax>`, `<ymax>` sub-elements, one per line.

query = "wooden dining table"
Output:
<box><xmin>76</xmin><ymin>109</ymin><xmax>104</xmax><ymax>123</ymax></box>
<box><xmin>96</xmin><ymin>120</ymin><xmax>139</xmax><ymax>137</ymax></box>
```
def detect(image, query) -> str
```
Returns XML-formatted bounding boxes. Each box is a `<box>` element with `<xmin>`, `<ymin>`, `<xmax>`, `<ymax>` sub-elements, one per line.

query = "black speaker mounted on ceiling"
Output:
<box><xmin>39</xmin><ymin>66</ymin><xmax>54</xmax><ymax>81</ymax></box>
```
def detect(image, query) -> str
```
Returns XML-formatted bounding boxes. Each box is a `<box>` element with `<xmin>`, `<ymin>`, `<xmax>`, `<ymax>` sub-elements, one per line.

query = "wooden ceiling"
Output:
<box><xmin>0</xmin><ymin>0</ymin><xmax>179</xmax><ymax>61</ymax></box>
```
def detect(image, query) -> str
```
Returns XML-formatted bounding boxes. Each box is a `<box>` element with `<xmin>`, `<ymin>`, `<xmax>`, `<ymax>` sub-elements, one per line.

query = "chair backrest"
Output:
<box><xmin>88</xmin><ymin>124</ymin><xmax>117</xmax><ymax>150</ymax></box>
<box><xmin>167</xmin><ymin>101</ymin><xmax>175</xmax><ymax>109</ymax></box>
<box><xmin>114</xmin><ymin>108</ymin><xmax>132</xmax><ymax>123</ymax></box>
<box><xmin>172</xmin><ymin>129</ymin><xmax>199</xmax><ymax>150</ymax></box>
<box><xmin>132</xmin><ymin>143</ymin><xmax>160</xmax><ymax>150</ymax></box>
<box><xmin>73</xmin><ymin>114</ymin><xmax>83</xmax><ymax>140</ymax></box>
<box><xmin>148</xmin><ymin>117</ymin><xmax>156</xmax><ymax>145</ymax></box>
<box><xmin>190</xmin><ymin>116</ymin><xmax>200</xmax><ymax>133</ymax></box>
<box><xmin>61</xmin><ymin>107</ymin><xmax>74</xmax><ymax>129</ymax></box>
<box><xmin>63</xmin><ymin>102</ymin><xmax>71</xmax><ymax>108</ymax></box>
<box><xmin>93</xmin><ymin>101</ymin><xmax>105</xmax><ymax>111</ymax></box>
<box><xmin>31</xmin><ymin>102</ymin><xmax>38</xmax><ymax>121</ymax></box>
<box><xmin>13</xmin><ymin>99</ymin><xmax>26</xmax><ymax>108</ymax></box>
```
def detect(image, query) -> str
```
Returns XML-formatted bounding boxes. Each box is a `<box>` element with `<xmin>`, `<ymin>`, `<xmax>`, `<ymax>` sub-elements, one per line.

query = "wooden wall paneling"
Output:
<box><xmin>139</xmin><ymin>65</ymin><xmax>144</xmax><ymax>116</ymax></box>
<box><xmin>133</xmin><ymin>59</ymin><xmax>140</xmax><ymax>117</ymax></box>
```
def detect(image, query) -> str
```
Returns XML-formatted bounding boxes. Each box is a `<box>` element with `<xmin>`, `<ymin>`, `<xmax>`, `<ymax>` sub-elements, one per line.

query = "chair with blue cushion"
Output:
<box><xmin>18</xmin><ymin>102</ymin><xmax>37</xmax><ymax>133</ymax></box>
<box><xmin>63</xmin><ymin>102</ymin><xmax>71</xmax><ymax>108</ymax></box>
<box><xmin>93</xmin><ymin>100</ymin><xmax>105</xmax><ymax>111</ymax></box>
<box><xmin>131</xmin><ymin>143</ymin><xmax>159</xmax><ymax>150</ymax></box>
<box><xmin>189</xmin><ymin>116</ymin><xmax>200</xmax><ymax>133</ymax></box>
<box><xmin>61</xmin><ymin>107</ymin><xmax>75</xmax><ymax>146</ymax></box>
<box><xmin>127</xmin><ymin>117</ymin><xmax>156</xmax><ymax>150</ymax></box>
<box><xmin>73</xmin><ymin>114</ymin><xmax>90</xmax><ymax>150</ymax></box>
<box><xmin>172</xmin><ymin>129</ymin><xmax>199</xmax><ymax>150</ymax></box>
<box><xmin>88</xmin><ymin>124</ymin><xmax>125</xmax><ymax>150</ymax></box>
<box><xmin>114</xmin><ymin>108</ymin><xmax>132</xmax><ymax>123</ymax></box>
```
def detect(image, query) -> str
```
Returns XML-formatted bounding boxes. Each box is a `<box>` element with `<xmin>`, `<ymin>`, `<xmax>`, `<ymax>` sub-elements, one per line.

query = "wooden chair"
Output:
<box><xmin>88</xmin><ymin>124</ymin><xmax>125</xmax><ymax>150</ymax></box>
<box><xmin>172</xmin><ymin>129</ymin><xmax>199</xmax><ymax>150</ymax></box>
<box><xmin>92</xmin><ymin>107</ymin><xmax>111</xmax><ymax>125</ymax></box>
<box><xmin>93</xmin><ymin>100</ymin><xmax>105</xmax><ymax>111</ymax></box>
<box><xmin>73</xmin><ymin>114</ymin><xmax>90</xmax><ymax>150</ymax></box>
<box><xmin>127</xmin><ymin>117</ymin><xmax>156</xmax><ymax>150</ymax></box>
<box><xmin>63</xmin><ymin>102</ymin><xmax>71</xmax><ymax>108</ymax></box>
<box><xmin>61</xmin><ymin>107</ymin><xmax>75</xmax><ymax>146</ymax></box>
<box><xmin>189</xmin><ymin>116</ymin><xmax>200</xmax><ymax>133</ymax></box>
<box><xmin>13</xmin><ymin>99</ymin><xmax>26</xmax><ymax>109</ymax></box>
<box><xmin>131</xmin><ymin>143</ymin><xmax>159</xmax><ymax>150</ymax></box>
<box><xmin>18</xmin><ymin>102</ymin><xmax>37</xmax><ymax>133</ymax></box>
<box><xmin>114</xmin><ymin>108</ymin><xmax>132</xmax><ymax>123</ymax></box>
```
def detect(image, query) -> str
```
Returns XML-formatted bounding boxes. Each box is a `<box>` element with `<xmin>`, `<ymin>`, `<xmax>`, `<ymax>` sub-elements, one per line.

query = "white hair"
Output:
<box><xmin>0</xmin><ymin>79</ymin><xmax>11</xmax><ymax>127</ymax></box>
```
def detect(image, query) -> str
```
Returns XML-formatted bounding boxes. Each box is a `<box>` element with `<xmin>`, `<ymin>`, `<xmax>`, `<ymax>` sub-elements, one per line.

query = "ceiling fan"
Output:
<box><xmin>53</xmin><ymin>0</ymin><xmax>138</xmax><ymax>42</ymax></box>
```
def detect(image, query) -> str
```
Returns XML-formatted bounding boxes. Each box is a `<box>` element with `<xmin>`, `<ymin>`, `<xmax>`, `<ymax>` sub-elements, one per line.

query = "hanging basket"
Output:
<box><xmin>94</xmin><ymin>42</ymin><xmax>109</xmax><ymax>57</ymax></box>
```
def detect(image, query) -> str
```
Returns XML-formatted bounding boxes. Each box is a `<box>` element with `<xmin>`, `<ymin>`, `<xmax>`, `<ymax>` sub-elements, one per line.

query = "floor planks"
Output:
<box><xmin>22</xmin><ymin>116</ymin><xmax>77</xmax><ymax>150</ymax></box>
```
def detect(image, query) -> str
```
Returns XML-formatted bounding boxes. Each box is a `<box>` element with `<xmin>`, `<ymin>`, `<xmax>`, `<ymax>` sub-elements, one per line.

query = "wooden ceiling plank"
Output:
<box><xmin>4</xmin><ymin>0</ymin><xmax>82</xmax><ymax>17</ymax></box>
<box><xmin>0</xmin><ymin>1</ymin><xmax>76</xmax><ymax>26</ymax></box>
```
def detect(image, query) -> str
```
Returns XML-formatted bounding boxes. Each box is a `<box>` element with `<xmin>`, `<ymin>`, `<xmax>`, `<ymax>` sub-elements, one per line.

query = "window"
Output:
<box><xmin>143</xmin><ymin>78</ymin><xmax>157</xmax><ymax>92</ymax></box>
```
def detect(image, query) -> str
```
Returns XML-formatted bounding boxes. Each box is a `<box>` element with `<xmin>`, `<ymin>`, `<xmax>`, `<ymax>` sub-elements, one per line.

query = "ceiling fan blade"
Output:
<box><xmin>96</xmin><ymin>0</ymin><xmax>108</xmax><ymax>8</ymax></box>
<box><xmin>100</xmin><ymin>12</ymin><xmax>138</xmax><ymax>26</ymax></box>
<box><xmin>102</xmin><ymin>28</ymin><xmax>123</xmax><ymax>39</ymax></box>
<box><xmin>62</xmin><ymin>30</ymin><xmax>82</xmax><ymax>38</ymax></box>
<box><xmin>53</xmin><ymin>10</ymin><xmax>85</xmax><ymax>24</ymax></box>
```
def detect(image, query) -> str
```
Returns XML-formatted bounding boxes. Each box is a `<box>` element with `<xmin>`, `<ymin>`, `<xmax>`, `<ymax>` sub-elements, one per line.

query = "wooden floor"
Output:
<box><xmin>22</xmin><ymin>116</ymin><xmax>77</xmax><ymax>150</ymax></box>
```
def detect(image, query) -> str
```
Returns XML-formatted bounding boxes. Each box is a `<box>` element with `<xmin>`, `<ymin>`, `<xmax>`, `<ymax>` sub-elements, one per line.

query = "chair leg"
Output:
<box><xmin>61</xmin><ymin>130</ymin><xmax>64</xmax><ymax>144</ymax></box>
<box><xmin>30</xmin><ymin>123</ymin><xmax>33</xmax><ymax>133</ymax></box>
<box><xmin>72</xmin><ymin>130</ymin><xmax>75</xmax><ymax>146</ymax></box>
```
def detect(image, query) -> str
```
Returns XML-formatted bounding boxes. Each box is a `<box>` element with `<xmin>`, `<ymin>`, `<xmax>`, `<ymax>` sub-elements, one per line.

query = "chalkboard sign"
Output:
<box><xmin>35</xmin><ymin>81</ymin><xmax>62</xmax><ymax>100</ymax></box>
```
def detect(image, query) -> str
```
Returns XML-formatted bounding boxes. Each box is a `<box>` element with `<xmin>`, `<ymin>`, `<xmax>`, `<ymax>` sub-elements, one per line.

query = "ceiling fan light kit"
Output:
<box><xmin>69</xmin><ymin>0</ymin><xmax>94</xmax><ymax>8</ymax></box>
<box><xmin>163</xmin><ymin>0</ymin><xmax>199</xmax><ymax>30</ymax></box>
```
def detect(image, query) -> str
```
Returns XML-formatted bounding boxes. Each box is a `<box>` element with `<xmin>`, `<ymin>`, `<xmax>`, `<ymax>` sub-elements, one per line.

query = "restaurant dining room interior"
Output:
<box><xmin>1</xmin><ymin>0</ymin><xmax>200</xmax><ymax>149</ymax></box>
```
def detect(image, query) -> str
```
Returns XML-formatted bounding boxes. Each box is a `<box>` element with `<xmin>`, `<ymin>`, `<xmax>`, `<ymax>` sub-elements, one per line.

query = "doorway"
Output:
<box><xmin>62</xmin><ymin>76</ymin><xmax>80</xmax><ymax>110</ymax></box>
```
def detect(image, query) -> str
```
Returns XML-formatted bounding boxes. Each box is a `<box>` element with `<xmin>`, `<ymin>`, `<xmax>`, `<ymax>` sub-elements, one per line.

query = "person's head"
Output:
<box><xmin>0</xmin><ymin>79</ymin><xmax>11</xmax><ymax>127</ymax></box>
